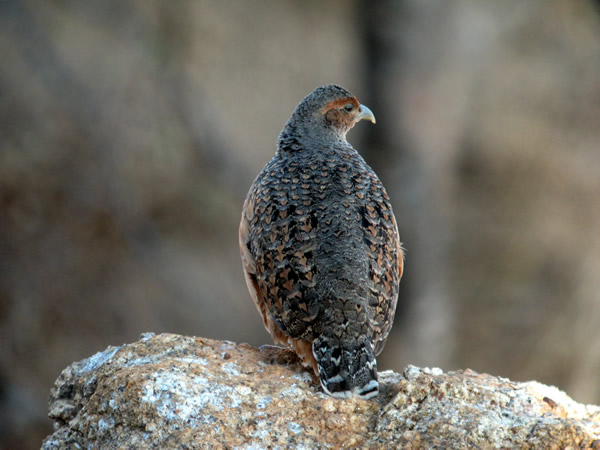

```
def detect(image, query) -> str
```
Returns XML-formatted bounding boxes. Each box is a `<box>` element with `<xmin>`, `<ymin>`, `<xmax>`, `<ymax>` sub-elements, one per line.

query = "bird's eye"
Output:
<box><xmin>343</xmin><ymin>103</ymin><xmax>354</xmax><ymax>112</ymax></box>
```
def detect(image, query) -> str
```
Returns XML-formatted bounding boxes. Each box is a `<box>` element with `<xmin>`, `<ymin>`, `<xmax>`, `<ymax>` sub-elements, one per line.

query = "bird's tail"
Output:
<box><xmin>312</xmin><ymin>334</ymin><xmax>378</xmax><ymax>399</ymax></box>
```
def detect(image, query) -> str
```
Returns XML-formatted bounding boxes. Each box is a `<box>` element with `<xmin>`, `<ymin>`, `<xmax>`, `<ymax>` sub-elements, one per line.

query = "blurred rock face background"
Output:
<box><xmin>1</xmin><ymin>0</ymin><xmax>599</xmax><ymax>447</ymax></box>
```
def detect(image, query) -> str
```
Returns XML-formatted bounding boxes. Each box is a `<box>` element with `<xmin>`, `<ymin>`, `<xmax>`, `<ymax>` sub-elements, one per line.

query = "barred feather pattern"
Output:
<box><xmin>240</xmin><ymin>85</ymin><xmax>403</xmax><ymax>399</ymax></box>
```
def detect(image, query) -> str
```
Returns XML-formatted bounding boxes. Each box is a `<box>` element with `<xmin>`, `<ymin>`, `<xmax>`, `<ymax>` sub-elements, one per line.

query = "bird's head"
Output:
<box><xmin>279</xmin><ymin>84</ymin><xmax>376</xmax><ymax>148</ymax></box>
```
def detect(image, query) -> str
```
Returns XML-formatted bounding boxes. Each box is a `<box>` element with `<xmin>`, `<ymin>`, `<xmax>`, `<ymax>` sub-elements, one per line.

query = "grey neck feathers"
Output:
<box><xmin>277</xmin><ymin>116</ymin><xmax>348</xmax><ymax>153</ymax></box>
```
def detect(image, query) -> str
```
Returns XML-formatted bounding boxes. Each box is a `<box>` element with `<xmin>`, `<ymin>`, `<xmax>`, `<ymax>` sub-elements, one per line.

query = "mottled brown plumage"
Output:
<box><xmin>240</xmin><ymin>85</ymin><xmax>403</xmax><ymax>399</ymax></box>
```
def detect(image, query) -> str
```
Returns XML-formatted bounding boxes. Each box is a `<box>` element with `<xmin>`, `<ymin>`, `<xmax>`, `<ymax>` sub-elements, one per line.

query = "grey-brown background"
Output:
<box><xmin>1</xmin><ymin>0</ymin><xmax>599</xmax><ymax>447</ymax></box>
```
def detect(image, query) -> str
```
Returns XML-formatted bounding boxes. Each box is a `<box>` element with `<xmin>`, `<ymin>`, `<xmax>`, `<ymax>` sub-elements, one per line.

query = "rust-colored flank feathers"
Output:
<box><xmin>240</xmin><ymin>84</ymin><xmax>403</xmax><ymax>399</ymax></box>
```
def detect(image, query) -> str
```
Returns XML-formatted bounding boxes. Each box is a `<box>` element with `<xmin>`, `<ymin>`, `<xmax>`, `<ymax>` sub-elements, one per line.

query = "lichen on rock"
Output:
<box><xmin>43</xmin><ymin>333</ymin><xmax>600</xmax><ymax>448</ymax></box>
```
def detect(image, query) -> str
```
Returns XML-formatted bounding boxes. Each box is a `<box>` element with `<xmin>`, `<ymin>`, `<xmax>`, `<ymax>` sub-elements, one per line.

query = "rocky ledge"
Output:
<box><xmin>43</xmin><ymin>333</ymin><xmax>600</xmax><ymax>448</ymax></box>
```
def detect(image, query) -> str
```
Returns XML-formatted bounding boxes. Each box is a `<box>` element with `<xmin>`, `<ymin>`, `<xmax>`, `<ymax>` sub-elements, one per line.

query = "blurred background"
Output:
<box><xmin>1</xmin><ymin>0</ymin><xmax>600</xmax><ymax>447</ymax></box>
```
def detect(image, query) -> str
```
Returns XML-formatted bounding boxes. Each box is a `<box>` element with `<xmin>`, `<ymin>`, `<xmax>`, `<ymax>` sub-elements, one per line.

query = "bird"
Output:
<box><xmin>239</xmin><ymin>84</ymin><xmax>403</xmax><ymax>399</ymax></box>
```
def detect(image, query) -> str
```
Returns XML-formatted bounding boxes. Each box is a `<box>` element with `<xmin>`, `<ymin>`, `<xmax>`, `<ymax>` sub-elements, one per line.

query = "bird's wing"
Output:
<box><xmin>360</xmin><ymin>177</ymin><xmax>403</xmax><ymax>356</ymax></box>
<box><xmin>240</xmin><ymin>182</ymin><xmax>320</xmax><ymax>373</ymax></box>
<box><xmin>373</xmin><ymin>210</ymin><xmax>403</xmax><ymax>355</ymax></box>
<box><xmin>239</xmin><ymin>191</ymin><xmax>281</xmax><ymax>341</ymax></box>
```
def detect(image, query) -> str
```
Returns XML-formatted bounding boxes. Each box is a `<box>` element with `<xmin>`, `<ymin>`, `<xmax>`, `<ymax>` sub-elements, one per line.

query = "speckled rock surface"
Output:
<box><xmin>43</xmin><ymin>333</ymin><xmax>600</xmax><ymax>448</ymax></box>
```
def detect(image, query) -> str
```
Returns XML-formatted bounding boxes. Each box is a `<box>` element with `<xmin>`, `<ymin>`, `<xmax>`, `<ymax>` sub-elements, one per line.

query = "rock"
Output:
<box><xmin>43</xmin><ymin>333</ymin><xmax>600</xmax><ymax>448</ymax></box>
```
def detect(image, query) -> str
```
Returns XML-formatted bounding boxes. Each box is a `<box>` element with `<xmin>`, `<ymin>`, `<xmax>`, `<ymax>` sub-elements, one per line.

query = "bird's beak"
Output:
<box><xmin>357</xmin><ymin>104</ymin><xmax>376</xmax><ymax>124</ymax></box>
